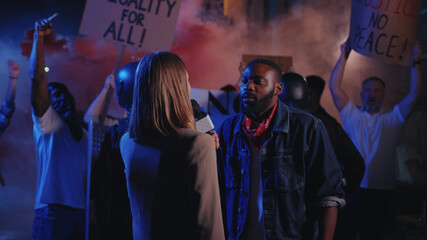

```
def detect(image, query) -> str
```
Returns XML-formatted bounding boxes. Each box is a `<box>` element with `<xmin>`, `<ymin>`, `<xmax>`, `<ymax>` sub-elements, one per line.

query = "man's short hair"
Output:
<box><xmin>306</xmin><ymin>75</ymin><xmax>325</xmax><ymax>97</ymax></box>
<box><xmin>115</xmin><ymin>61</ymin><xmax>138</xmax><ymax>110</ymax></box>
<box><xmin>363</xmin><ymin>77</ymin><xmax>385</xmax><ymax>89</ymax></box>
<box><xmin>279</xmin><ymin>72</ymin><xmax>310</xmax><ymax>110</ymax></box>
<box><xmin>245</xmin><ymin>59</ymin><xmax>282</xmax><ymax>83</ymax></box>
<box><xmin>47</xmin><ymin>82</ymin><xmax>82</xmax><ymax>141</ymax></box>
<box><xmin>47</xmin><ymin>82</ymin><xmax>76</xmax><ymax>118</ymax></box>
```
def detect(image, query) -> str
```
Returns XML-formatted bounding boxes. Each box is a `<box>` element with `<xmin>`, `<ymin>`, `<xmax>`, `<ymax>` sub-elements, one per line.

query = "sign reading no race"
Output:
<box><xmin>350</xmin><ymin>0</ymin><xmax>421</xmax><ymax>66</ymax></box>
<box><xmin>79</xmin><ymin>0</ymin><xmax>182</xmax><ymax>51</ymax></box>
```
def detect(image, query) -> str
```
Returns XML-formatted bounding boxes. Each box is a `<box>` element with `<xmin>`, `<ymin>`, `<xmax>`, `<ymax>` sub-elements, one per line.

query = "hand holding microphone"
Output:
<box><xmin>208</xmin><ymin>130</ymin><xmax>220</xmax><ymax>150</ymax></box>
<box><xmin>191</xmin><ymin>99</ymin><xmax>215</xmax><ymax>133</ymax></box>
<box><xmin>191</xmin><ymin>100</ymin><xmax>218</xmax><ymax>149</ymax></box>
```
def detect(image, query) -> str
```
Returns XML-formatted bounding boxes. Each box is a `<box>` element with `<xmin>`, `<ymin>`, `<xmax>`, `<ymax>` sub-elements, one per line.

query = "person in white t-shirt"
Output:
<box><xmin>30</xmin><ymin>16</ymin><xmax>88</xmax><ymax>240</ymax></box>
<box><xmin>329</xmin><ymin>40</ymin><xmax>422</xmax><ymax>240</ymax></box>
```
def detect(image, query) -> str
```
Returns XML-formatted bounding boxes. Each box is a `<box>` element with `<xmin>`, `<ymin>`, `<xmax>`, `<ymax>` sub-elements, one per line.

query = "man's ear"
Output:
<box><xmin>275</xmin><ymin>82</ymin><xmax>283</xmax><ymax>95</ymax></box>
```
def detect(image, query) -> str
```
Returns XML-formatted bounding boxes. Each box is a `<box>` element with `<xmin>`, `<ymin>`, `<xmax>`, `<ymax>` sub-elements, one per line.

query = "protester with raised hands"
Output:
<box><xmin>30</xmin><ymin>13</ymin><xmax>88</xmax><ymax>240</ymax></box>
<box><xmin>329</xmin><ymin>40</ymin><xmax>422</xmax><ymax>240</ymax></box>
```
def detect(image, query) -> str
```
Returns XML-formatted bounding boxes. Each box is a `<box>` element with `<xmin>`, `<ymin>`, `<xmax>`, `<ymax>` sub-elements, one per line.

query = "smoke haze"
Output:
<box><xmin>0</xmin><ymin>0</ymin><xmax>425</xmax><ymax>238</ymax></box>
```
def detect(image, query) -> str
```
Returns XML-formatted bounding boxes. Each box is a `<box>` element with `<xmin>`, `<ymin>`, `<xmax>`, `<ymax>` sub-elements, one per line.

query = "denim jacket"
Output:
<box><xmin>217</xmin><ymin>101</ymin><xmax>345</xmax><ymax>240</ymax></box>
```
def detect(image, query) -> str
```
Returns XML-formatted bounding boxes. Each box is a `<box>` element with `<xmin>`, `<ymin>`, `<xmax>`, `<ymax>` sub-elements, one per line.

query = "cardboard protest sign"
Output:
<box><xmin>350</xmin><ymin>0</ymin><xmax>421</xmax><ymax>66</ymax></box>
<box><xmin>242</xmin><ymin>54</ymin><xmax>292</xmax><ymax>72</ymax></box>
<box><xmin>79</xmin><ymin>0</ymin><xmax>182</xmax><ymax>51</ymax></box>
<box><xmin>190</xmin><ymin>88</ymin><xmax>240</xmax><ymax>131</ymax></box>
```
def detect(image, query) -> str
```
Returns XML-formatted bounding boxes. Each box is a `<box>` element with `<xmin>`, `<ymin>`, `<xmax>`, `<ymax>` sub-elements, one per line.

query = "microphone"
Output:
<box><xmin>191</xmin><ymin>99</ymin><xmax>214</xmax><ymax>133</ymax></box>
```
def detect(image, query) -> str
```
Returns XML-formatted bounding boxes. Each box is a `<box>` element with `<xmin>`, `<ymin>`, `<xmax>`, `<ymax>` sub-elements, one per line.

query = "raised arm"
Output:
<box><xmin>329</xmin><ymin>41</ymin><xmax>351</xmax><ymax>111</ymax></box>
<box><xmin>29</xmin><ymin>14</ymin><xmax>57</xmax><ymax>117</ymax></box>
<box><xmin>84</xmin><ymin>74</ymin><xmax>115</xmax><ymax>124</ymax></box>
<box><xmin>6</xmin><ymin>60</ymin><xmax>20</xmax><ymax>103</ymax></box>
<box><xmin>0</xmin><ymin>61</ymin><xmax>20</xmax><ymax>136</ymax></box>
<box><xmin>398</xmin><ymin>42</ymin><xmax>422</xmax><ymax>119</ymax></box>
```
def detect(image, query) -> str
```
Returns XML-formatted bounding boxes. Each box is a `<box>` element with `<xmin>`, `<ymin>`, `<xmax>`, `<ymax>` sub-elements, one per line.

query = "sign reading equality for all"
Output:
<box><xmin>79</xmin><ymin>0</ymin><xmax>182</xmax><ymax>51</ymax></box>
<box><xmin>349</xmin><ymin>0</ymin><xmax>421</xmax><ymax>66</ymax></box>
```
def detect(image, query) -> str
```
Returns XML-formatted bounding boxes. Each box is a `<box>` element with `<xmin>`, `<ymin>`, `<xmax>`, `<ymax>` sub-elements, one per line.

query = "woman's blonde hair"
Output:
<box><xmin>129</xmin><ymin>51</ymin><xmax>195</xmax><ymax>138</ymax></box>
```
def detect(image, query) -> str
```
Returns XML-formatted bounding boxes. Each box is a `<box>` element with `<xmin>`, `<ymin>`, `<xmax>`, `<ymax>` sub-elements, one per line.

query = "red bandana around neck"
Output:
<box><xmin>243</xmin><ymin>103</ymin><xmax>278</xmax><ymax>149</ymax></box>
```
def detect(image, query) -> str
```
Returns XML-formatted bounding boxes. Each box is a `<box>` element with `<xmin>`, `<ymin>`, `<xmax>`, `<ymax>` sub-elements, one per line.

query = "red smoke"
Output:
<box><xmin>20</xmin><ymin>28</ymin><xmax>68</xmax><ymax>58</ymax></box>
<box><xmin>172</xmin><ymin>1</ymin><xmax>244</xmax><ymax>90</ymax></box>
<box><xmin>19</xmin><ymin>29</ymin><xmax>140</xmax><ymax>117</ymax></box>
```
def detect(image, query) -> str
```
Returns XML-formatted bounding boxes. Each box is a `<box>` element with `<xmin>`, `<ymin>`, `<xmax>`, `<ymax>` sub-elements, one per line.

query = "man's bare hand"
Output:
<box><xmin>34</xmin><ymin>13</ymin><xmax>58</xmax><ymax>37</ymax></box>
<box><xmin>340</xmin><ymin>40</ymin><xmax>352</xmax><ymax>59</ymax></box>
<box><xmin>411</xmin><ymin>41</ymin><xmax>422</xmax><ymax>63</ymax></box>
<box><xmin>104</xmin><ymin>74</ymin><xmax>115</xmax><ymax>90</ymax></box>
<box><xmin>208</xmin><ymin>130</ymin><xmax>220</xmax><ymax>150</ymax></box>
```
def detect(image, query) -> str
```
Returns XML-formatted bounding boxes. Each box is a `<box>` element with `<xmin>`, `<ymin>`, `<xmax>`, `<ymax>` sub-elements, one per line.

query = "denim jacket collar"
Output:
<box><xmin>232</xmin><ymin>100</ymin><xmax>290</xmax><ymax>138</ymax></box>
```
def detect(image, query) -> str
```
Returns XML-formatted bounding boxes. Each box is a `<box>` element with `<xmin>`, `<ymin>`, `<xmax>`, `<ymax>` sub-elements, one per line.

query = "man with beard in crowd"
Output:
<box><xmin>329</xmin><ymin>41</ymin><xmax>421</xmax><ymax>240</ymax></box>
<box><xmin>217</xmin><ymin>59</ymin><xmax>345</xmax><ymax>239</ymax></box>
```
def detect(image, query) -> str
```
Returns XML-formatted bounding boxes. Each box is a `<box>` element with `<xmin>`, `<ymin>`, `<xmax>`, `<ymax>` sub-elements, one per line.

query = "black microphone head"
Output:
<box><xmin>191</xmin><ymin>99</ymin><xmax>207</xmax><ymax>121</ymax></box>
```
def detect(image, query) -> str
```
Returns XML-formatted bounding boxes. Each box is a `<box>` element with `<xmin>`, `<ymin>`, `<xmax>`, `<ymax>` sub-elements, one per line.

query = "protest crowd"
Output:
<box><xmin>1</xmin><ymin>0</ymin><xmax>426</xmax><ymax>239</ymax></box>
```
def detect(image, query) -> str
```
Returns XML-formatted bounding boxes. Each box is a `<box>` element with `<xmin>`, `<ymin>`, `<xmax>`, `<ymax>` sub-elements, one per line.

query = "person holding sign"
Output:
<box><xmin>120</xmin><ymin>52</ymin><xmax>224</xmax><ymax>240</ymax></box>
<box><xmin>329</xmin><ymin>40</ymin><xmax>422</xmax><ymax>240</ymax></box>
<box><xmin>89</xmin><ymin>62</ymin><xmax>138</xmax><ymax>240</ymax></box>
<box><xmin>30</xmin><ymin>14</ymin><xmax>88</xmax><ymax>239</ymax></box>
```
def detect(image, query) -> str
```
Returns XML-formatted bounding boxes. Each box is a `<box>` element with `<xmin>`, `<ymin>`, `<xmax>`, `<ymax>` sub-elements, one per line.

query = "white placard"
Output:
<box><xmin>79</xmin><ymin>0</ymin><xmax>182</xmax><ymax>51</ymax></box>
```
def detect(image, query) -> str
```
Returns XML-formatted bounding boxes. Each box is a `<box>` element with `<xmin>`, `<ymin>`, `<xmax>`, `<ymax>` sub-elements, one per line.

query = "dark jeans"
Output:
<box><xmin>334</xmin><ymin>188</ymin><xmax>392</xmax><ymax>240</ymax></box>
<box><xmin>32</xmin><ymin>204</ymin><xmax>85</xmax><ymax>240</ymax></box>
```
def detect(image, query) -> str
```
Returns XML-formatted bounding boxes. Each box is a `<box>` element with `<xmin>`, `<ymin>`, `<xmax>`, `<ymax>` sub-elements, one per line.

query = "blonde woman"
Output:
<box><xmin>120</xmin><ymin>52</ymin><xmax>224</xmax><ymax>240</ymax></box>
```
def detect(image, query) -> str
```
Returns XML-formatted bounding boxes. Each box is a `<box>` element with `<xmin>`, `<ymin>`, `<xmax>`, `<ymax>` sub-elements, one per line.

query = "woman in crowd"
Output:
<box><xmin>120</xmin><ymin>51</ymin><xmax>224</xmax><ymax>240</ymax></box>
